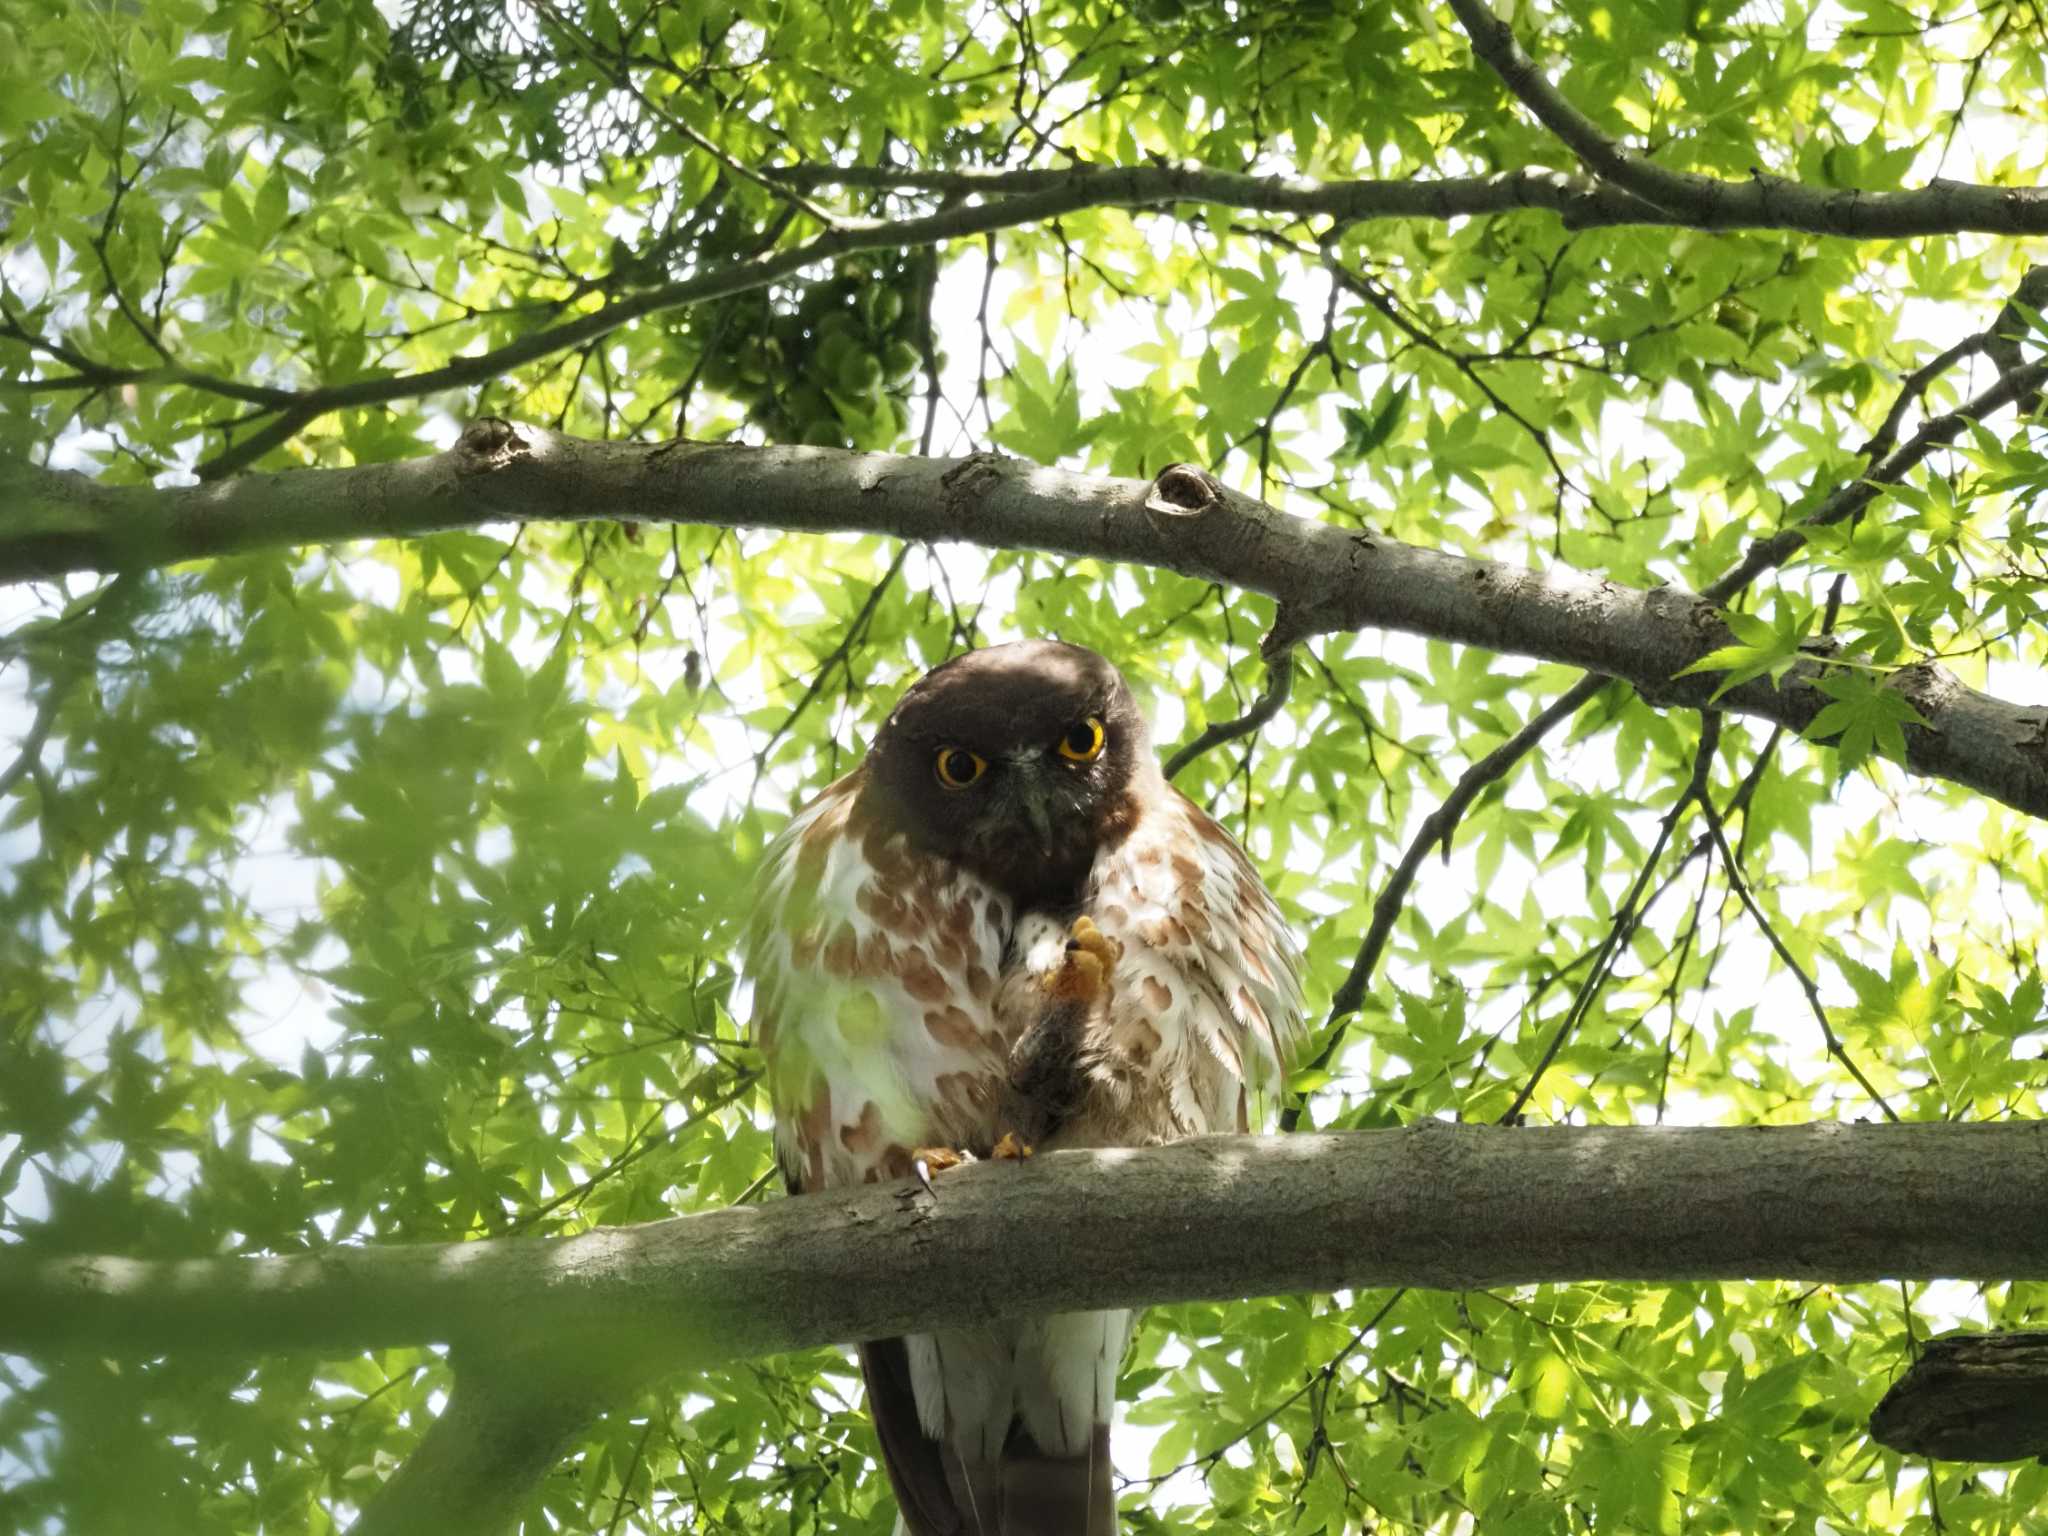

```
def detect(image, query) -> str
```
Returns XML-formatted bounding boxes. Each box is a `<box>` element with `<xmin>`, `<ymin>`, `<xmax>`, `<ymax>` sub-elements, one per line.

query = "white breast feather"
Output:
<box><xmin>749</xmin><ymin>778</ymin><xmax>1012</xmax><ymax>1192</ymax></box>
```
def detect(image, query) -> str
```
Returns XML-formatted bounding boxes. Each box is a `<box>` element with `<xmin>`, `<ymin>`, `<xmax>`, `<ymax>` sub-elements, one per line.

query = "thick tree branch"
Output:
<box><xmin>1871</xmin><ymin>1331</ymin><xmax>2048</xmax><ymax>1463</ymax></box>
<box><xmin>8</xmin><ymin>425</ymin><xmax>2044</xmax><ymax>819</ymax></box>
<box><xmin>346</xmin><ymin>1359</ymin><xmax>628</xmax><ymax>1536</ymax></box>
<box><xmin>1444</xmin><ymin>0</ymin><xmax>2048</xmax><ymax>237</ymax></box>
<box><xmin>5</xmin><ymin>1125</ymin><xmax>2046</xmax><ymax>1368</ymax></box>
<box><xmin>12</xmin><ymin>1123</ymin><xmax>2043</xmax><ymax>1536</ymax></box>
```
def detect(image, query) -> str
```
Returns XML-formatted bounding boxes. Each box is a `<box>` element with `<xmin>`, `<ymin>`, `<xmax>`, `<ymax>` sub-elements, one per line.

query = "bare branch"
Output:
<box><xmin>8</xmin><ymin>426</ymin><xmax>2045</xmax><ymax>820</ymax></box>
<box><xmin>6</xmin><ymin>1124</ymin><xmax>2045</xmax><ymax>1368</ymax></box>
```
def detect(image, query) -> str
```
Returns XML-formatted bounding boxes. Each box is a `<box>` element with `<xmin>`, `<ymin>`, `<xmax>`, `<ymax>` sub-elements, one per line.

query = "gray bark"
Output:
<box><xmin>343</xmin><ymin>1359</ymin><xmax>629</xmax><ymax>1536</ymax></box>
<box><xmin>1870</xmin><ymin>1331</ymin><xmax>2048</xmax><ymax>1463</ymax></box>
<box><xmin>8</xmin><ymin>1123</ymin><xmax>2047</xmax><ymax>1370</ymax></box>
<box><xmin>7</xmin><ymin>426</ymin><xmax>2044</xmax><ymax>820</ymax></box>
<box><xmin>12</xmin><ymin>1122</ymin><xmax>2043</xmax><ymax>1535</ymax></box>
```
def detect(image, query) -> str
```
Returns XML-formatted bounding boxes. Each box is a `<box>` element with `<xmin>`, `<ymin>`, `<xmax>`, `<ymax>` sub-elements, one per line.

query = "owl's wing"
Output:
<box><xmin>858</xmin><ymin>1338</ymin><xmax>973</xmax><ymax>1536</ymax></box>
<box><xmin>746</xmin><ymin>768</ymin><xmax>1014</xmax><ymax>1193</ymax></box>
<box><xmin>747</xmin><ymin>771</ymin><xmax>1022</xmax><ymax>1534</ymax></box>
<box><xmin>1084</xmin><ymin>785</ymin><xmax>1306</xmax><ymax>1137</ymax></box>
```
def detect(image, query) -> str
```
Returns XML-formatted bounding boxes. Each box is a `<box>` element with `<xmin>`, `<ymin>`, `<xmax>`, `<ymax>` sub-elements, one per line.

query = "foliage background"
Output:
<box><xmin>2</xmin><ymin>0</ymin><xmax>2047</xmax><ymax>1530</ymax></box>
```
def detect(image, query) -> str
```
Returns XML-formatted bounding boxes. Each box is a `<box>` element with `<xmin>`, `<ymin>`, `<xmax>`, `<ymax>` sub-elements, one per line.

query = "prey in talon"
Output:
<box><xmin>997</xmin><ymin>912</ymin><xmax>1127</xmax><ymax>1152</ymax></box>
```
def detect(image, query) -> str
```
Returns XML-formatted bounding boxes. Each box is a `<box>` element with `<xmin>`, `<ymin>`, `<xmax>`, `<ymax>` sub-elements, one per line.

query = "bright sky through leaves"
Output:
<box><xmin>2</xmin><ymin>0</ymin><xmax>2047</xmax><ymax>1530</ymax></box>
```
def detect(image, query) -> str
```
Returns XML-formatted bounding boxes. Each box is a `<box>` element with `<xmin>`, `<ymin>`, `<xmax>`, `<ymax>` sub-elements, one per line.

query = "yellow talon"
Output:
<box><xmin>992</xmin><ymin>1131</ymin><xmax>1034</xmax><ymax>1160</ymax></box>
<box><xmin>1043</xmin><ymin>915</ymin><xmax>1122</xmax><ymax>1003</ymax></box>
<box><xmin>910</xmin><ymin>1145</ymin><xmax>967</xmax><ymax>1195</ymax></box>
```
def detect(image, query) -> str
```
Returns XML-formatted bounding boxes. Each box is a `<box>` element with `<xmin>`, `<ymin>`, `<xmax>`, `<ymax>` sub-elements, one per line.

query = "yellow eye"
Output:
<box><xmin>933</xmin><ymin>747</ymin><xmax>987</xmax><ymax>788</ymax></box>
<box><xmin>1057</xmin><ymin>716</ymin><xmax>1106</xmax><ymax>763</ymax></box>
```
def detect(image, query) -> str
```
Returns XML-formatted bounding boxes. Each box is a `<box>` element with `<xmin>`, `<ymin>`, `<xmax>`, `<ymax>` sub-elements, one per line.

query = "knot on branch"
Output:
<box><xmin>1144</xmin><ymin>463</ymin><xmax>1224</xmax><ymax>520</ymax></box>
<box><xmin>939</xmin><ymin>450</ymin><xmax>1009</xmax><ymax>509</ymax></box>
<box><xmin>457</xmin><ymin>418</ymin><xmax>532</xmax><ymax>472</ymax></box>
<box><xmin>2021</xmin><ymin>711</ymin><xmax>2048</xmax><ymax>765</ymax></box>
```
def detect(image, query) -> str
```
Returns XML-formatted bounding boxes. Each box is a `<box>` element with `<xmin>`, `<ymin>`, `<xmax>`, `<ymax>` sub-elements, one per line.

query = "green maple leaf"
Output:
<box><xmin>1802</xmin><ymin>670</ymin><xmax>1929</xmax><ymax>772</ymax></box>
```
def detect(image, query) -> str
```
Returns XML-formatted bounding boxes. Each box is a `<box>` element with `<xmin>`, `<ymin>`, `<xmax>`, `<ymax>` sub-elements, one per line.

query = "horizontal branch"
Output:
<box><xmin>6</xmin><ymin>1124</ymin><xmax>2046</xmax><ymax>1370</ymax></box>
<box><xmin>772</xmin><ymin>158</ymin><xmax>2048</xmax><ymax>239</ymax></box>
<box><xmin>169</xmin><ymin>167</ymin><xmax>1675</xmax><ymax>479</ymax></box>
<box><xmin>19</xmin><ymin>154</ymin><xmax>2038</xmax><ymax>480</ymax></box>
<box><xmin>9</xmin><ymin>425</ymin><xmax>2044</xmax><ymax>819</ymax></box>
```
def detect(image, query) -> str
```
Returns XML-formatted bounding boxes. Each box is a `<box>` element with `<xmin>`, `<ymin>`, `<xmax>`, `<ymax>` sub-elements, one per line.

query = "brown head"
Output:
<box><xmin>860</xmin><ymin>640</ymin><xmax>1152</xmax><ymax>911</ymax></box>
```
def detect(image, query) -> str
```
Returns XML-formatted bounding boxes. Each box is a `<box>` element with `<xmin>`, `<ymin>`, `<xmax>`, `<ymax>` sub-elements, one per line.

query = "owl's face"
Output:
<box><xmin>863</xmin><ymin>639</ymin><xmax>1151</xmax><ymax>911</ymax></box>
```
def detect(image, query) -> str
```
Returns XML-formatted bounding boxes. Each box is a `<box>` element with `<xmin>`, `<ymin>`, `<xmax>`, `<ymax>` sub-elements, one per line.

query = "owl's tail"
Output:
<box><xmin>995</xmin><ymin>1422</ymin><xmax>1115</xmax><ymax>1535</ymax></box>
<box><xmin>863</xmin><ymin>1337</ymin><xmax>1118</xmax><ymax>1535</ymax></box>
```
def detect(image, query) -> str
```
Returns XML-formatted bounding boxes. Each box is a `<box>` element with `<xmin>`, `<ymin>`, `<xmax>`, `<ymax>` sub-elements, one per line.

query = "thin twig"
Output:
<box><xmin>527</xmin><ymin>0</ymin><xmax>846</xmax><ymax>232</ymax></box>
<box><xmin>1699</xmin><ymin>798</ymin><xmax>1900</xmax><ymax>1122</ymax></box>
<box><xmin>1163</xmin><ymin>644</ymin><xmax>1296</xmax><ymax>780</ymax></box>
<box><xmin>1498</xmin><ymin>711</ymin><xmax>1723</xmax><ymax>1124</ymax></box>
<box><xmin>0</xmin><ymin>680</ymin><xmax>68</xmax><ymax>803</ymax></box>
<box><xmin>1708</xmin><ymin>357</ymin><xmax>2048</xmax><ymax>602</ymax></box>
<box><xmin>747</xmin><ymin>544</ymin><xmax>912</xmax><ymax>802</ymax></box>
<box><xmin>1279</xmin><ymin>674</ymin><xmax>1609</xmax><ymax>1131</ymax></box>
<box><xmin>1326</xmin><ymin>258</ymin><xmax>1585</xmax><ymax>511</ymax></box>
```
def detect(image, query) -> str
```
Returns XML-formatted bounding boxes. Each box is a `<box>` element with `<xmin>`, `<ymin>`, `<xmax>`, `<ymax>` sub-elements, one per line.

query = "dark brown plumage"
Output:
<box><xmin>747</xmin><ymin>639</ymin><xmax>1304</xmax><ymax>1534</ymax></box>
<box><xmin>861</xmin><ymin>641</ymin><xmax>1148</xmax><ymax>911</ymax></box>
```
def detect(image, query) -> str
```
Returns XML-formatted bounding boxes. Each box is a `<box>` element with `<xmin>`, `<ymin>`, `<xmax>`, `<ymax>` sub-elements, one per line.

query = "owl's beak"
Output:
<box><xmin>1021</xmin><ymin>788</ymin><xmax>1056</xmax><ymax>853</ymax></box>
<box><xmin>1005</xmin><ymin>756</ymin><xmax>1058</xmax><ymax>855</ymax></box>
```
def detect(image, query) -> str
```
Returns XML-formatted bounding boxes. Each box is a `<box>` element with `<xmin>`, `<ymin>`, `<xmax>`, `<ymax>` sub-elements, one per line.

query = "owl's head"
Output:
<box><xmin>863</xmin><ymin>639</ymin><xmax>1153</xmax><ymax>910</ymax></box>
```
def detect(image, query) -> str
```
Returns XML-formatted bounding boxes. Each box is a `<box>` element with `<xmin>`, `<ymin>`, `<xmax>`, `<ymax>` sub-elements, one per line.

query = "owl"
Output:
<box><xmin>747</xmin><ymin>639</ymin><xmax>1303</xmax><ymax>1535</ymax></box>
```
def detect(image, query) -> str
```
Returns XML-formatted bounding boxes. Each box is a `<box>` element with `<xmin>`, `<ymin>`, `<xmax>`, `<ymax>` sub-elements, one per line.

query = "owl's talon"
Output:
<box><xmin>992</xmin><ymin>1131</ymin><xmax>1034</xmax><ymax>1160</ymax></box>
<box><xmin>911</xmin><ymin>1145</ymin><xmax>968</xmax><ymax>1195</ymax></box>
<box><xmin>1044</xmin><ymin>915</ymin><xmax>1123</xmax><ymax>1004</ymax></box>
